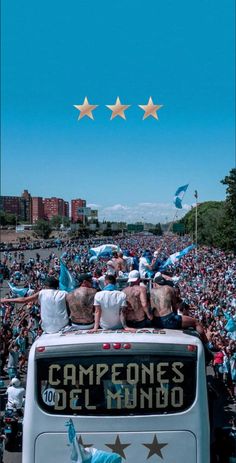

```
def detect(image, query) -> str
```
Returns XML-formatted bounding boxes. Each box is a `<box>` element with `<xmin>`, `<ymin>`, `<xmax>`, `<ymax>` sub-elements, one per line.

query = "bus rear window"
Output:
<box><xmin>37</xmin><ymin>354</ymin><xmax>196</xmax><ymax>416</ymax></box>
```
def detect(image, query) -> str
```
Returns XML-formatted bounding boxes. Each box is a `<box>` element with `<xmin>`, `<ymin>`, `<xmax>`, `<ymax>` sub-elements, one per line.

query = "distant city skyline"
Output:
<box><xmin>2</xmin><ymin>0</ymin><xmax>235</xmax><ymax>222</ymax></box>
<box><xmin>1</xmin><ymin>187</ymin><xmax>193</xmax><ymax>224</ymax></box>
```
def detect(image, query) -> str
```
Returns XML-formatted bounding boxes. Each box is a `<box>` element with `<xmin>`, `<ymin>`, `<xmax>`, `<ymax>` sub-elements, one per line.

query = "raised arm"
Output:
<box><xmin>0</xmin><ymin>292</ymin><xmax>39</xmax><ymax>305</ymax></box>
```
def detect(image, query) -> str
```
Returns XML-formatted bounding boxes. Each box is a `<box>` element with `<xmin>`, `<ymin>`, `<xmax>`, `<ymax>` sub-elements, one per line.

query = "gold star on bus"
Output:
<box><xmin>143</xmin><ymin>435</ymin><xmax>168</xmax><ymax>459</ymax></box>
<box><xmin>105</xmin><ymin>435</ymin><xmax>130</xmax><ymax>459</ymax></box>
<box><xmin>139</xmin><ymin>97</ymin><xmax>163</xmax><ymax>120</ymax></box>
<box><xmin>74</xmin><ymin>97</ymin><xmax>98</xmax><ymax>120</ymax></box>
<box><xmin>106</xmin><ymin>97</ymin><xmax>130</xmax><ymax>120</ymax></box>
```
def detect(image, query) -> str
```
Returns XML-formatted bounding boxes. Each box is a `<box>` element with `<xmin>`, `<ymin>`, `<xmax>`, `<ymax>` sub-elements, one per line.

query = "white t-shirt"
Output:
<box><xmin>139</xmin><ymin>257</ymin><xmax>150</xmax><ymax>278</ymax></box>
<box><xmin>7</xmin><ymin>385</ymin><xmax>25</xmax><ymax>409</ymax></box>
<box><xmin>94</xmin><ymin>290</ymin><xmax>127</xmax><ymax>330</ymax></box>
<box><xmin>38</xmin><ymin>289</ymin><xmax>69</xmax><ymax>334</ymax></box>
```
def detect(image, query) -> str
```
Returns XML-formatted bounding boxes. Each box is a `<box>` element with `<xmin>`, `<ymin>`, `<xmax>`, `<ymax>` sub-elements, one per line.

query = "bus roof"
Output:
<box><xmin>33</xmin><ymin>329</ymin><xmax>202</xmax><ymax>349</ymax></box>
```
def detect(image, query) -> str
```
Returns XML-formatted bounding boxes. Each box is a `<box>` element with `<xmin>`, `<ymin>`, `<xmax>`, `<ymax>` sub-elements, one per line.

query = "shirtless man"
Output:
<box><xmin>150</xmin><ymin>274</ymin><xmax>208</xmax><ymax>343</ymax></box>
<box><xmin>66</xmin><ymin>274</ymin><xmax>97</xmax><ymax>329</ymax></box>
<box><xmin>111</xmin><ymin>251</ymin><xmax>127</xmax><ymax>274</ymax></box>
<box><xmin>123</xmin><ymin>270</ymin><xmax>153</xmax><ymax>328</ymax></box>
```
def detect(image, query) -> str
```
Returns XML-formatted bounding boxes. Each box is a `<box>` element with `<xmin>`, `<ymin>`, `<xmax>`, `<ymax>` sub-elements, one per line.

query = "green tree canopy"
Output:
<box><xmin>33</xmin><ymin>219</ymin><xmax>52</xmax><ymax>239</ymax></box>
<box><xmin>177</xmin><ymin>168</ymin><xmax>236</xmax><ymax>252</ymax></box>
<box><xmin>0</xmin><ymin>212</ymin><xmax>18</xmax><ymax>226</ymax></box>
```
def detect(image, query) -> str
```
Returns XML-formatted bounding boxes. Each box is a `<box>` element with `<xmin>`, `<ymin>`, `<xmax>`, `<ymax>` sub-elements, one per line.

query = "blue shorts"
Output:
<box><xmin>153</xmin><ymin>312</ymin><xmax>182</xmax><ymax>329</ymax></box>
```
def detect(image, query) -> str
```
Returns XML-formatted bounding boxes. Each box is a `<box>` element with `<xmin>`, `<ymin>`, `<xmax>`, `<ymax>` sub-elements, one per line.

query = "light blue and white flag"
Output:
<box><xmin>8</xmin><ymin>282</ymin><xmax>29</xmax><ymax>297</ymax></box>
<box><xmin>160</xmin><ymin>244</ymin><xmax>196</xmax><ymax>269</ymax></box>
<box><xmin>66</xmin><ymin>419</ymin><xmax>84</xmax><ymax>462</ymax></box>
<box><xmin>174</xmin><ymin>184</ymin><xmax>189</xmax><ymax>209</ymax></box>
<box><xmin>66</xmin><ymin>419</ymin><xmax>122</xmax><ymax>463</ymax></box>
<box><xmin>89</xmin><ymin>244</ymin><xmax>120</xmax><ymax>258</ymax></box>
<box><xmin>59</xmin><ymin>260</ymin><xmax>77</xmax><ymax>292</ymax></box>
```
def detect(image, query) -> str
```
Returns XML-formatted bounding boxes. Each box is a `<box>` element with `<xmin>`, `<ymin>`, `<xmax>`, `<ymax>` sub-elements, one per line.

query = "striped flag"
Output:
<box><xmin>173</xmin><ymin>184</ymin><xmax>189</xmax><ymax>209</ymax></box>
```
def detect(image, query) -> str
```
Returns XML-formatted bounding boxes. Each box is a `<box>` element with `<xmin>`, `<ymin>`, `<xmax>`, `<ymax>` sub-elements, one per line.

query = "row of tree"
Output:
<box><xmin>179</xmin><ymin>168</ymin><xmax>236</xmax><ymax>252</ymax></box>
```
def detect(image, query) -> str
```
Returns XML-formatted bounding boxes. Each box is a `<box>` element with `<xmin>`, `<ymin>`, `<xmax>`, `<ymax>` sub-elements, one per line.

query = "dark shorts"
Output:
<box><xmin>153</xmin><ymin>312</ymin><xmax>182</xmax><ymax>329</ymax></box>
<box><xmin>126</xmin><ymin>318</ymin><xmax>152</xmax><ymax>329</ymax></box>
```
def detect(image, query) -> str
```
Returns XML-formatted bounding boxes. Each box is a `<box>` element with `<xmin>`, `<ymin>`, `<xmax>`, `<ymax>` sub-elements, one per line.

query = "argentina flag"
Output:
<box><xmin>59</xmin><ymin>260</ymin><xmax>77</xmax><ymax>292</ymax></box>
<box><xmin>160</xmin><ymin>244</ymin><xmax>196</xmax><ymax>269</ymax></box>
<box><xmin>8</xmin><ymin>282</ymin><xmax>29</xmax><ymax>297</ymax></box>
<box><xmin>89</xmin><ymin>244</ymin><xmax>120</xmax><ymax>258</ymax></box>
<box><xmin>173</xmin><ymin>184</ymin><xmax>189</xmax><ymax>209</ymax></box>
<box><xmin>66</xmin><ymin>419</ymin><xmax>121</xmax><ymax>463</ymax></box>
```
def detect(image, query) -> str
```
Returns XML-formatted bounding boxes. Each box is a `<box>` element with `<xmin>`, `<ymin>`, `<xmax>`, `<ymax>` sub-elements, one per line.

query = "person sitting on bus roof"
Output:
<box><xmin>0</xmin><ymin>276</ymin><xmax>70</xmax><ymax>334</ymax></box>
<box><xmin>92</xmin><ymin>275</ymin><xmax>135</xmax><ymax>332</ymax></box>
<box><xmin>150</xmin><ymin>273</ymin><xmax>209</xmax><ymax>344</ymax></box>
<box><xmin>66</xmin><ymin>273</ymin><xmax>97</xmax><ymax>330</ymax></box>
<box><xmin>122</xmin><ymin>270</ymin><xmax>153</xmax><ymax>329</ymax></box>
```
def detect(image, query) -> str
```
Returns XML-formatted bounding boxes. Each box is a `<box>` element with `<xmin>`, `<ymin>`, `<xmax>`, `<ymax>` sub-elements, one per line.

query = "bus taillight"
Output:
<box><xmin>187</xmin><ymin>345</ymin><xmax>197</xmax><ymax>352</ymax></box>
<box><xmin>36</xmin><ymin>347</ymin><xmax>46</xmax><ymax>353</ymax></box>
<box><xmin>123</xmin><ymin>343</ymin><xmax>131</xmax><ymax>349</ymax></box>
<box><xmin>102</xmin><ymin>343</ymin><xmax>111</xmax><ymax>350</ymax></box>
<box><xmin>113</xmin><ymin>343</ymin><xmax>121</xmax><ymax>349</ymax></box>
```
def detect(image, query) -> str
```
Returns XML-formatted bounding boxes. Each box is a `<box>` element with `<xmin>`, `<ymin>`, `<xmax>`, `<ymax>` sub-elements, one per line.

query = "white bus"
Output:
<box><xmin>23</xmin><ymin>329</ymin><xmax>210</xmax><ymax>463</ymax></box>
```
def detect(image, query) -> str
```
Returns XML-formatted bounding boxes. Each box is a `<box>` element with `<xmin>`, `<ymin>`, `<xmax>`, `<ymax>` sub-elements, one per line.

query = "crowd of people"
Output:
<box><xmin>0</xmin><ymin>233</ymin><xmax>236</xmax><ymax>404</ymax></box>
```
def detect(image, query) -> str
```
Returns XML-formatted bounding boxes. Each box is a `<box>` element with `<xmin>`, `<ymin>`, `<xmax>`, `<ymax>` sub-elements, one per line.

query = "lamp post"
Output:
<box><xmin>194</xmin><ymin>190</ymin><xmax>198</xmax><ymax>255</ymax></box>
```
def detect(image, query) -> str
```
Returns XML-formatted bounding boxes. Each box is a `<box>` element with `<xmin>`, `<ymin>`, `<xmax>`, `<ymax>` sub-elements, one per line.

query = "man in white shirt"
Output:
<box><xmin>139</xmin><ymin>250</ymin><xmax>154</xmax><ymax>279</ymax></box>
<box><xmin>0</xmin><ymin>277</ymin><xmax>70</xmax><ymax>334</ymax></box>
<box><xmin>6</xmin><ymin>378</ymin><xmax>25</xmax><ymax>412</ymax></box>
<box><xmin>93</xmin><ymin>275</ymin><xmax>131</xmax><ymax>331</ymax></box>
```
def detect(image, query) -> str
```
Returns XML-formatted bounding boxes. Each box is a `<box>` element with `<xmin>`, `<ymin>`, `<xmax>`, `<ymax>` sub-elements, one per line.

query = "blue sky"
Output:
<box><xmin>1</xmin><ymin>0</ymin><xmax>235</xmax><ymax>222</ymax></box>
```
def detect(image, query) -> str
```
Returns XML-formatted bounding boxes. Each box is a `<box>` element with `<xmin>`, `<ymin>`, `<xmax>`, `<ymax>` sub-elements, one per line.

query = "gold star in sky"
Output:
<box><xmin>105</xmin><ymin>435</ymin><xmax>130</xmax><ymax>459</ymax></box>
<box><xmin>106</xmin><ymin>97</ymin><xmax>130</xmax><ymax>120</ymax></box>
<box><xmin>74</xmin><ymin>97</ymin><xmax>98</xmax><ymax>120</ymax></box>
<box><xmin>142</xmin><ymin>435</ymin><xmax>168</xmax><ymax>459</ymax></box>
<box><xmin>139</xmin><ymin>97</ymin><xmax>163</xmax><ymax>120</ymax></box>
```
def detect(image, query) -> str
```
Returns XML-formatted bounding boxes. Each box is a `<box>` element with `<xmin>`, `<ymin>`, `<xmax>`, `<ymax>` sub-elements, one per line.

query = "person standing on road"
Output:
<box><xmin>6</xmin><ymin>378</ymin><xmax>25</xmax><ymax>414</ymax></box>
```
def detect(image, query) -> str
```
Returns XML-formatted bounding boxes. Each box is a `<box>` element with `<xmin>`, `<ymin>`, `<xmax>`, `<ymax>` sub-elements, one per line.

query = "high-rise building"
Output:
<box><xmin>64</xmin><ymin>201</ymin><xmax>69</xmax><ymax>218</ymax></box>
<box><xmin>1</xmin><ymin>190</ymin><xmax>88</xmax><ymax>225</ymax></box>
<box><xmin>0</xmin><ymin>196</ymin><xmax>20</xmax><ymax>217</ymax></box>
<box><xmin>20</xmin><ymin>190</ymin><xmax>32</xmax><ymax>222</ymax></box>
<box><xmin>32</xmin><ymin>197</ymin><xmax>44</xmax><ymax>223</ymax></box>
<box><xmin>43</xmin><ymin>197</ymin><xmax>65</xmax><ymax>221</ymax></box>
<box><xmin>0</xmin><ymin>191</ymin><xmax>32</xmax><ymax>222</ymax></box>
<box><xmin>71</xmin><ymin>198</ymin><xmax>86</xmax><ymax>223</ymax></box>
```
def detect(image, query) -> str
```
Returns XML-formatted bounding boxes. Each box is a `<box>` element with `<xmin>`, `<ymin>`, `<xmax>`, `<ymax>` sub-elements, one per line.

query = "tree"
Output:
<box><xmin>182</xmin><ymin>201</ymin><xmax>225</xmax><ymax>246</ymax></box>
<box><xmin>221</xmin><ymin>168</ymin><xmax>236</xmax><ymax>219</ymax></box>
<box><xmin>33</xmin><ymin>220</ymin><xmax>52</xmax><ymax>239</ymax></box>
<box><xmin>50</xmin><ymin>215</ymin><xmax>63</xmax><ymax>229</ymax></box>
<box><xmin>0</xmin><ymin>212</ymin><xmax>18</xmax><ymax>226</ymax></box>
<box><xmin>151</xmin><ymin>223</ymin><xmax>163</xmax><ymax>236</ymax></box>
<box><xmin>221</xmin><ymin>168</ymin><xmax>236</xmax><ymax>252</ymax></box>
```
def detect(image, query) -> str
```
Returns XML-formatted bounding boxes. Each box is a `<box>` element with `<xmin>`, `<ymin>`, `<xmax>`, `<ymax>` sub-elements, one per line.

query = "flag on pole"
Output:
<box><xmin>173</xmin><ymin>184</ymin><xmax>189</xmax><ymax>209</ymax></box>
<box><xmin>59</xmin><ymin>260</ymin><xmax>77</xmax><ymax>292</ymax></box>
